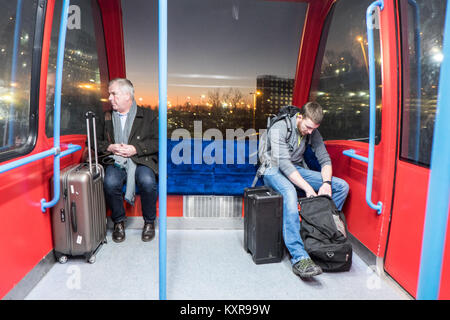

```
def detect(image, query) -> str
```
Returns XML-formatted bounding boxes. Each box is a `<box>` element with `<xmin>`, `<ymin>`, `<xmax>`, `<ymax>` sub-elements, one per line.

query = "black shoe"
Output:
<box><xmin>112</xmin><ymin>222</ymin><xmax>125</xmax><ymax>243</ymax></box>
<box><xmin>142</xmin><ymin>222</ymin><xmax>155</xmax><ymax>242</ymax></box>
<box><xmin>292</xmin><ymin>258</ymin><xmax>322</xmax><ymax>278</ymax></box>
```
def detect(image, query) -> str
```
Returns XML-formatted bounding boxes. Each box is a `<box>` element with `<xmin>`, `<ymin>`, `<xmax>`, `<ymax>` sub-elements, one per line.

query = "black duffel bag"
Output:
<box><xmin>299</xmin><ymin>195</ymin><xmax>352</xmax><ymax>272</ymax></box>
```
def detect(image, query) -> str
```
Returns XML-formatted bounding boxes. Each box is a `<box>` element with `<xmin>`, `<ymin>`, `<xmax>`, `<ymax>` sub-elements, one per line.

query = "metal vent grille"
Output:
<box><xmin>183</xmin><ymin>196</ymin><xmax>242</xmax><ymax>218</ymax></box>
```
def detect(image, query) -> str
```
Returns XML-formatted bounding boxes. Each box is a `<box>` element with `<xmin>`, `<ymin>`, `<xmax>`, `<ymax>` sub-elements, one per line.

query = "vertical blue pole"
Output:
<box><xmin>365</xmin><ymin>0</ymin><xmax>383</xmax><ymax>214</ymax></box>
<box><xmin>417</xmin><ymin>0</ymin><xmax>450</xmax><ymax>300</ymax></box>
<box><xmin>53</xmin><ymin>0</ymin><xmax>71</xmax><ymax>150</ymax></box>
<box><xmin>158</xmin><ymin>0</ymin><xmax>168</xmax><ymax>301</ymax></box>
<box><xmin>41</xmin><ymin>0</ymin><xmax>71</xmax><ymax>212</ymax></box>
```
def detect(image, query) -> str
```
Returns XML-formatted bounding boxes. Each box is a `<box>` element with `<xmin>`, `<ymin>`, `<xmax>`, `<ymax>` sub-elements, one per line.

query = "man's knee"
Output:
<box><xmin>136</xmin><ymin>167</ymin><xmax>157</xmax><ymax>191</ymax></box>
<box><xmin>104</xmin><ymin>172</ymin><xmax>123</xmax><ymax>193</ymax></box>
<box><xmin>334</xmin><ymin>178</ymin><xmax>349</xmax><ymax>197</ymax></box>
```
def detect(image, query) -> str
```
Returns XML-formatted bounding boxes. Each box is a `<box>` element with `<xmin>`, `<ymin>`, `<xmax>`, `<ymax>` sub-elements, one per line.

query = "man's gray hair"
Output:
<box><xmin>109</xmin><ymin>78</ymin><xmax>135</xmax><ymax>99</ymax></box>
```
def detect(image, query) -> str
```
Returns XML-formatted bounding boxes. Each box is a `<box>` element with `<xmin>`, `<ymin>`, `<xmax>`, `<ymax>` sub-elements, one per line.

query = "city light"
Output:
<box><xmin>433</xmin><ymin>53</ymin><xmax>444</xmax><ymax>63</ymax></box>
<box><xmin>356</xmin><ymin>35</ymin><xmax>369</xmax><ymax>74</ymax></box>
<box><xmin>78</xmin><ymin>83</ymin><xmax>98</xmax><ymax>90</ymax></box>
<box><xmin>0</xmin><ymin>94</ymin><xmax>13</xmax><ymax>102</ymax></box>
<box><xmin>249</xmin><ymin>91</ymin><xmax>262</xmax><ymax>129</ymax></box>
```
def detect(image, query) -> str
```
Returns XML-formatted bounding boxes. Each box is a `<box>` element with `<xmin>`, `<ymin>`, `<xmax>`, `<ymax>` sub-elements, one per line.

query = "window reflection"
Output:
<box><xmin>310</xmin><ymin>0</ymin><xmax>382</xmax><ymax>143</ymax></box>
<box><xmin>0</xmin><ymin>1</ymin><xmax>37</xmax><ymax>154</ymax></box>
<box><xmin>46</xmin><ymin>0</ymin><xmax>108</xmax><ymax>138</ymax></box>
<box><xmin>399</xmin><ymin>0</ymin><xmax>446</xmax><ymax>166</ymax></box>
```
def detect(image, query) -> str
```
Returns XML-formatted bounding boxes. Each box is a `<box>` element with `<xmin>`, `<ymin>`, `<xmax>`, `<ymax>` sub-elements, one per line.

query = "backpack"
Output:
<box><xmin>299</xmin><ymin>195</ymin><xmax>352</xmax><ymax>272</ymax></box>
<box><xmin>252</xmin><ymin>105</ymin><xmax>320</xmax><ymax>187</ymax></box>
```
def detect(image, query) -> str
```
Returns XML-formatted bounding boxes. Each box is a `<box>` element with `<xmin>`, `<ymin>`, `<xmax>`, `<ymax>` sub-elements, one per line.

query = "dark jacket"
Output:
<box><xmin>96</xmin><ymin>106</ymin><xmax>159</xmax><ymax>175</ymax></box>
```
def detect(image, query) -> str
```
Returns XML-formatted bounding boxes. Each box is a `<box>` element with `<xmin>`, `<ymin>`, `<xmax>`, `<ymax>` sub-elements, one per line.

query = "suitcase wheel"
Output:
<box><xmin>58</xmin><ymin>255</ymin><xmax>68</xmax><ymax>264</ymax></box>
<box><xmin>88</xmin><ymin>255</ymin><xmax>96</xmax><ymax>264</ymax></box>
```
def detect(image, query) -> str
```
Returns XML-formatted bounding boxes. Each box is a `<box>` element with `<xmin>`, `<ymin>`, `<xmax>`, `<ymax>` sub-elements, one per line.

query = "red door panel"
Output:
<box><xmin>384</xmin><ymin>161</ymin><xmax>429</xmax><ymax>296</ymax></box>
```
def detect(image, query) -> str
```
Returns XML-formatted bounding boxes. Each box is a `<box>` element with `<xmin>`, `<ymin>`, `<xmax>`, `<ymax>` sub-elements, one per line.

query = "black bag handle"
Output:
<box><xmin>70</xmin><ymin>201</ymin><xmax>78</xmax><ymax>233</ymax></box>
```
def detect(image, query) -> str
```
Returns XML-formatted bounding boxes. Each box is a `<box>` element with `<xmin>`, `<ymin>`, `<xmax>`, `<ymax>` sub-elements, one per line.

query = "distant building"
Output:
<box><xmin>256</xmin><ymin>75</ymin><xmax>294</xmax><ymax>116</ymax></box>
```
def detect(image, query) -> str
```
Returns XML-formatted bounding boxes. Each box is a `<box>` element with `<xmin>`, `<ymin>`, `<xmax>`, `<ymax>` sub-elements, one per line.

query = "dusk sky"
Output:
<box><xmin>121</xmin><ymin>0</ymin><xmax>307</xmax><ymax>106</ymax></box>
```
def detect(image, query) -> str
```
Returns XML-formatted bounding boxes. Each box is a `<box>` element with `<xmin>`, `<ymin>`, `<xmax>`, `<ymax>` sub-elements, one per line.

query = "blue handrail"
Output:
<box><xmin>365</xmin><ymin>0</ymin><xmax>383</xmax><ymax>214</ymax></box>
<box><xmin>342</xmin><ymin>0</ymin><xmax>383</xmax><ymax>215</ymax></box>
<box><xmin>158</xmin><ymin>0</ymin><xmax>168</xmax><ymax>301</ymax></box>
<box><xmin>0</xmin><ymin>144</ymin><xmax>80</xmax><ymax>175</ymax></box>
<box><xmin>417</xmin><ymin>0</ymin><xmax>450</xmax><ymax>300</ymax></box>
<box><xmin>342</xmin><ymin>149</ymin><xmax>369</xmax><ymax>163</ymax></box>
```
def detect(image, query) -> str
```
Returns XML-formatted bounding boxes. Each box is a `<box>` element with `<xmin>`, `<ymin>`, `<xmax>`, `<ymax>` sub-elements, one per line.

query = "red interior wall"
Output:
<box><xmin>0</xmin><ymin>0</ymin><xmax>127</xmax><ymax>299</ymax></box>
<box><xmin>0</xmin><ymin>0</ymin><xmax>55</xmax><ymax>298</ymax></box>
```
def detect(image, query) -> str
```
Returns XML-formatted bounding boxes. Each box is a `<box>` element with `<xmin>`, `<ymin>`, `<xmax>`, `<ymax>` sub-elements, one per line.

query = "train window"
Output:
<box><xmin>122</xmin><ymin>0</ymin><xmax>307</xmax><ymax>137</ymax></box>
<box><xmin>399</xmin><ymin>0</ymin><xmax>447</xmax><ymax>167</ymax></box>
<box><xmin>45</xmin><ymin>0</ymin><xmax>109</xmax><ymax>138</ymax></box>
<box><xmin>0</xmin><ymin>1</ymin><xmax>40</xmax><ymax>161</ymax></box>
<box><xmin>309</xmin><ymin>0</ymin><xmax>382</xmax><ymax>143</ymax></box>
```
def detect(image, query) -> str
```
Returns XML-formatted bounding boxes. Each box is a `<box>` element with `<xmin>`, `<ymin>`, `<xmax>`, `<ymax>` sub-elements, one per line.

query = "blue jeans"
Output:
<box><xmin>263</xmin><ymin>165</ymin><xmax>349</xmax><ymax>265</ymax></box>
<box><xmin>104</xmin><ymin>164</ymin><xmax>158</xmax><ymax>223</ymax></box>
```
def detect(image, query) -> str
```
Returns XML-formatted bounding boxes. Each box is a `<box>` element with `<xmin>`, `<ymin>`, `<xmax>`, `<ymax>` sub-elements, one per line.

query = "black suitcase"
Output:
<box><xmin>244</xmin><ymin>186</ymin><xmax>283</xmax><ymax>264</ymax></box>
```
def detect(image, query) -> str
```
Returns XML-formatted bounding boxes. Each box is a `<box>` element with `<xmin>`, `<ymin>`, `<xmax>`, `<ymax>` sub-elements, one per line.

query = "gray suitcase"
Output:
<box><xmin>51</xmin><ymin>112</ymin><xmax>107</xmax><ymax>264</ymax></box>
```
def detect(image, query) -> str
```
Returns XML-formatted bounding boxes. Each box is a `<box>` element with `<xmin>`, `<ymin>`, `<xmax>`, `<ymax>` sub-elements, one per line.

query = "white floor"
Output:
<box><xmin>25</xmin><ymin>229</ymin><xmax>409</xmax><ymax>300</ymax></box>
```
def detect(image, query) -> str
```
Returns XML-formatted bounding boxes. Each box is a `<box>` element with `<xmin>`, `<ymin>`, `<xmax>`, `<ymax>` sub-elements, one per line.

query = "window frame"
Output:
<box><xmin>0</xmin><ymin>0</ymin><xmax>44</xmax><ymax>163</ymax></box>
<box><xmin>308</xmin><ymin>0</ymin><xmax>382</xmax><ymax>144</ymax></box>
<box><xmin>45</xmin><ymin>0</ymin><xmax>110</xmax><ymax>138</ymax></box>
<box><xmin>397</xmin><ymin>0</ymin><xmax>445</xmax><ymax>168</ymax></box>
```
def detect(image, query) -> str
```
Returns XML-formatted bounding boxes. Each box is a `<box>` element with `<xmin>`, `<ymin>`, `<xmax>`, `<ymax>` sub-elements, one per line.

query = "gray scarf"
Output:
<box><xmin>111</xmin><ymin>100</ymin><xmax>137</xmax><ymax>204</ymax></box>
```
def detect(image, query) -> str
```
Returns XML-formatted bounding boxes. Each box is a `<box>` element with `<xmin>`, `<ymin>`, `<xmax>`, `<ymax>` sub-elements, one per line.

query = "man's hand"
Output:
<box><xmin>288</xmin><ymin>170</ymin><xmax>317</xmax><ymax>198</ymax></box>
<box><xmin>107</xmin><ymin>143</ymin><xmax>122</xmax><ymax>154</ymax></box>
<box><xmin>318</xmin><ymin>183</ymin><xmax>332</xmax><ymax>197</ymax></box>
<box><xmin>117</xmin><ymin>144</ymin><xmax>137</xmax><ymax>157</ymax></box>
<box><xmin>107</xmin><ymin>143</ymin><xmax>137</xmax><ymax>158</ymax></box>
<box><xmin>305</xmin><ymin>187</ymin><xmax>317</xmax><ymax>198</ymax></box>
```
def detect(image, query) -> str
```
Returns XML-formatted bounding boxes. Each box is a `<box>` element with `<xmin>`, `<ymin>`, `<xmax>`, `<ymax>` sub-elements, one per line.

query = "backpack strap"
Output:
<box><xmin>285</xmin><ymin>114</ymin><xmax>295</xmax><ymax>152</ymax></box>
<box><xmin>252</xmin><ymin>107</ymin><xmax>298</xmax><ymax>187</ymax></box>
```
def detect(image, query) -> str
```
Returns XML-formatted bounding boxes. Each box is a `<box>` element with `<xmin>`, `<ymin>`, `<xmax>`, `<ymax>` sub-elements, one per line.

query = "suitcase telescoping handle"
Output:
<box><xmin>85</xmin><ymin>111</ymin><xmax>100</xmax><ymax>179</ymax></box>
<box><xmin>70</xmin><ymin>201</ymin><xmax>78</xmax><ymax>233</ymax></box>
